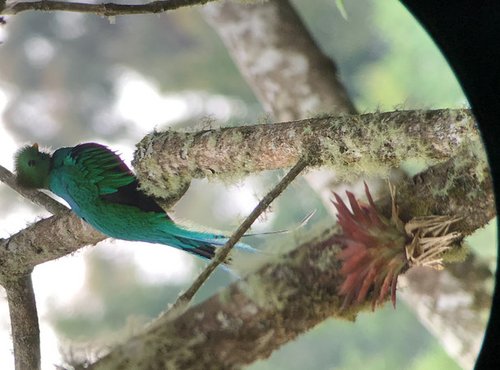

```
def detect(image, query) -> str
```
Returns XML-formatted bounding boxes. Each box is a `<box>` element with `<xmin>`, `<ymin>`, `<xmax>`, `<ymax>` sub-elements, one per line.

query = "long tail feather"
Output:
<box><xmin>242</xmin><ymin>210</ymin><xmax>316</xmax><ymax>237</ymax></box>
<box><xmin>159</xmin><ymin>221</ymin><xmax>257</xmax><ymax>261</ymax></box>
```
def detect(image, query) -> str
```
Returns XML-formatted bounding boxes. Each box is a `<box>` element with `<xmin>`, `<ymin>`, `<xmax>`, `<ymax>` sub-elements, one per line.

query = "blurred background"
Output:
<box><xmin>0</xmin><ymin>0</ymin><xmax>496</xmax><ymax>369</ymax></box>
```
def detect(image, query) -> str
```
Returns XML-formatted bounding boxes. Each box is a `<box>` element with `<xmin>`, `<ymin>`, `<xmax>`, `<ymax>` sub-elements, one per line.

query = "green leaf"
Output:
<box><xmin>336</xmin><ymin>0</ymin><xmax>349</xmax><ymax>20</ymax></box>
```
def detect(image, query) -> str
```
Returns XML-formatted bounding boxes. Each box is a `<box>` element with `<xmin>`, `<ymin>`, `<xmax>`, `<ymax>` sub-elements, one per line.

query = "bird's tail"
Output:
<box><xmin>159</xmin><ymin>221</ymin><xmax>257</xmax><ymax>262</ymax></box>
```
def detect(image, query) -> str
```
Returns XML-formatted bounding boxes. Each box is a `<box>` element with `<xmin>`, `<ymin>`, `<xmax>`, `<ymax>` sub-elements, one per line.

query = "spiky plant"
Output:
<box><xmin>333</xmin><ymin>183</ymin><xmax>462</xmax><ymax>310</ymax></box>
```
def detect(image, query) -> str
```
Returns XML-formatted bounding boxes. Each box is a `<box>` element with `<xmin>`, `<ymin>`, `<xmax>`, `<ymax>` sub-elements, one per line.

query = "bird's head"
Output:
<box><xmin>15</xmin><ymin>143</ymin><xmax>52</xmax><ymax>189</ymax></box>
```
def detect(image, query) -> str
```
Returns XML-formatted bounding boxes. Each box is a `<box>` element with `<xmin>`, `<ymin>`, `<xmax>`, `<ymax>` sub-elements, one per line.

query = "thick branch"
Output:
<box><xmin>4</xmin><ymin>274</ymin><xmax>40</xmax><ymax>370</ymax></box>
<box><xmin>201</xmin><ymin>2</ymin><xmax>491</xmax><ymax>368</ymax></box>
<box><xmin>1</xmin><ymin>0</ymin><xmax>215</xmax><ymax>16</ymax></box>
<box><xmin>377</xmin><ymin>144</ymin><xmax>494</xmax><ymax>236</ymax></box>
<box><xmin>202</xmin><ymin>0</ymin><xmax>357</xmax><ymax>120</ymax></box>
<box><xmin>0</xmin><ymin>137</ymin><xmax>493</xmax><ymax>369</ymax></box>
<box><xmin>88</xmin><ymin>148</ymin><xmax>493</xmax><ymax>368</ymax></box>
<box><xmin>0</xmin><ymin>212</ymin><xmax>105</xmax><ymax>277</ymax></box>
<box><xmin>0</xmin><ymin>110</ymin><xmax>488</xmax><ymax>278</ymax></box>
<box><xmin>133</xmin><ymin>109</ymin><xmax>478</xmax><ymax>198</ymax></box>
<box><xmin>401</xmin><ymin>254</ymin><xmax>494</xmax><ymax>368</ymax></box>
<box><xmin>89</xmin><ymin>226</ymin><xmax>346</xmax><ymax>370</ymax></box>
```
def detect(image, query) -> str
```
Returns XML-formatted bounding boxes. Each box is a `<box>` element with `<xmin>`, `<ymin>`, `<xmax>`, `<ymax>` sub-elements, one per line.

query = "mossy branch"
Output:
<box><xmin>0</xmin><ymin>212</ymin><xmax>105</xmax><ymax>278</ymax></box>
<box><xmin>0</xmin><ymin>110</ymin><xmax>489</xmax><ymax>279</ymax></box>
<box><xmin>133</xmin><ymin>109</ymin><xmax>478</xmax><ymax>199</ymax></box>
<box><xmin>87</xmin><ymin>225</ymin><xmax>347</xmax><ymax>370</ymax></box>
<box><xmin>377</xmin><ymin>143</ymin><xmax>494</xmax><ymax>236</ymax></box>
<box><xmin>1</xmin><ymin>0</ymin><xmax>215</xmax><ymax>16</ymax></box>
<box><xmin>200</xmin><ymin>3</ymin><xmax>492</xmax><ymax>367</ymax></box>
<box><xmin>0</xmin><ymin>126</ymin><xmax>493</xmax><ymax>369</ymax></box>
<box><xmin>87</xmin><ymin>150</ymin><xmax>494</xmax><ymax>368</ymax></box>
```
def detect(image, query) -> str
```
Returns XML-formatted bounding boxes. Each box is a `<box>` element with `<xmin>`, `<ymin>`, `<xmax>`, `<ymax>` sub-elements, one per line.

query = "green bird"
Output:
<box><xmin>15</xmin><ymin>142</ymin><xmax>255</xmax><ymax>262</ymax></box>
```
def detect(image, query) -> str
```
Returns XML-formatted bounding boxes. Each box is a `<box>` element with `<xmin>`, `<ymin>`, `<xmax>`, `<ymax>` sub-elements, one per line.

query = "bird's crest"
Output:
<box><xmin>15</xmin><ymin>143</ymin><xmax>52</xmax><ymax>188</ymax></box>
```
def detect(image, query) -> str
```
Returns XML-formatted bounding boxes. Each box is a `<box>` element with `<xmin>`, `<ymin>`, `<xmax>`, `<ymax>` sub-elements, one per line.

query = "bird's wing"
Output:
<box><xmin>67</xmin><ymin>143</ymin><xmax>166</xmax><ymax>213</ymax></box>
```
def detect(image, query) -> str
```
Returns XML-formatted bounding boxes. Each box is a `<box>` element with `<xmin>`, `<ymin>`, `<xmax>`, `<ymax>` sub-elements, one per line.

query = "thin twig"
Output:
<box><xmin>169</xmin><ymin>156</ymin><xmax>310</xmax><ymax>312</ymax></box>
<box><xmin>0</xmin><ymin>164</ymin><xmax>68</xmax><ymax>215</ymax></box>
<box><xmin>4</xmin><ymin>274</ymin><xmax>40</xmax><ymax>370</ymax></box>
<box><xmin>2</xmin><ymin>0</ymin><xmax>216</xmax><ymax>16</ymax></box>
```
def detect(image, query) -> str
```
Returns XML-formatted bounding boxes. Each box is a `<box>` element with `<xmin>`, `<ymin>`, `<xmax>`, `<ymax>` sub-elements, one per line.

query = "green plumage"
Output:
<box><xmin>15</xmin><ymin>142</ymin><xmax>255</xmax><ymax>261</ymax></box>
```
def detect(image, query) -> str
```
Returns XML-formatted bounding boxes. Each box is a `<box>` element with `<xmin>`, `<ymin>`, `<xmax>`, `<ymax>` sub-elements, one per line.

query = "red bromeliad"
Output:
<box><xmin>333</xmin><ymin>183</ymin><xmax>462</xmax><ymax>310</ymax></box>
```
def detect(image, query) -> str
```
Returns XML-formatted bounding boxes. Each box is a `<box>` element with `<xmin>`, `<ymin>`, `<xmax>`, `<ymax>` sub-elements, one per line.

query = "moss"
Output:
<box><xmin>239</xmin><ymin>262</ymin><xmax>300</xmax><ymax>311</ymax></box>
<box><xmin>133</xmin><ymin>131</ymin><xmax>195</xmax><ymax>202</ymax></box>
<box><xmin>319</xmin><ymin>115</ymin><xmax>399</xmax><ymax>180</ymax></box>
<box><xmin>430</xmin><ymin>140</ymin><xmax>488</xmax><ymax>201</ymax></box>
<box><xmin>205</xmin><ymin>134</ymin><xmax>217</xmax><ymax>152</ymax></box>
<box><xmin>467</xmin><ymin>139</ymin><xmax>489</xmax><ymax>183</ymax></box>
<box><xmin>315</xmin><ymin>247</ymin><xmax>339</xmax><ymax>272</ymax></box>
<box><xmin>257</xmin><ymin>113</ymin><xmax>273</xmax><ymax>125</ymax></box>
<box><xmin>136</xmin><ymin>157</ymin><xmax>191</xmax><ymax>200</ymax></box>
<box><xmin>442</xmin><ymin>242</ymin><xmax>470</xmax><ymax>264</ymax></box>
<box><xmin>301</xmin><ymin>124</ymin><xmax>313</xmax><ymax>136</ymax></box>
<box><xmin>212</xmin><ymin>167</ymin><xmax>251</xmax><ymax>186</ymax></box>
<box><xmin>230</xmin><ymin>130</ymin><xmax>245</xmax><ymax>145</ymax></box>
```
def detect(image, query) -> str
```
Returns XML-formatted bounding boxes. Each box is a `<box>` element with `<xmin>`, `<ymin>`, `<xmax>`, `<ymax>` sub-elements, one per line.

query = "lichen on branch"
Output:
<box><xmin>87</xmin><ymin>160</ymin><xmax>487</xmax><ymax>369</ymax></box>
<box><xmin>133</xmin><ymin>109</ymin><xmax>478</xmax><ymax>199</ymax></box>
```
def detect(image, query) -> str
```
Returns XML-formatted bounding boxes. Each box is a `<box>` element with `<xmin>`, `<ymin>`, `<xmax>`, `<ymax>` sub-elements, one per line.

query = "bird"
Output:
<box><xmin>14</xmin><ymin>142</ymin><xmax>255</xmax><ymax>262</ymax></box>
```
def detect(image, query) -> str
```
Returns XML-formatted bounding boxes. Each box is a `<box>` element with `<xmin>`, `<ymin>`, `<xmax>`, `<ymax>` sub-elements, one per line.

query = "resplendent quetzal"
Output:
<box><xmin>15</xmin><ymin>142</ymin><xmax>255</xmax><ymax>261</ymax></box>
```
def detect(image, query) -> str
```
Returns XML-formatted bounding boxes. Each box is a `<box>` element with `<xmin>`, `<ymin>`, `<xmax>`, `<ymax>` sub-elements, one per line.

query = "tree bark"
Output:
<box><xmin>0</xmin><ymin>2</ymin><xmax>494</xmax><ymax>368</ymax></box>
<box><xmin>202</xmin><ymin>0</ymin><xmax>357</xmax><ymax>120</ymax></box>
<box><xmin>201</xmin><ymin>1</ymin><xmax>493</xmax><ymax>368</ymax></box>
<box><xmin>133</xmin><ymin>109</ymin><xmax>477</xmax><ymax>198</ymax></box>
<box><xmin>4</xmin><ymin>274</ymin><xmax>40</xmax><ymax>370</ymax></box>
<box><xmin>88</xmin><ymin>152</ymin><xmax>494</xmax><ymax>368</ymax></box>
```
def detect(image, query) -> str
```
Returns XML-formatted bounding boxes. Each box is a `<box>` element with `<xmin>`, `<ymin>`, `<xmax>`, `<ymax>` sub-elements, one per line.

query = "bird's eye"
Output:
<box><xmin>28</xmin><ymin>159</ymin><xmax>36</xmax><ymax>167</ymax></box>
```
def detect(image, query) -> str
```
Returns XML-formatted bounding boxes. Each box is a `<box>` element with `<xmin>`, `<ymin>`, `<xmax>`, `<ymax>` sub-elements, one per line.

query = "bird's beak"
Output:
<box><xmin>32</xmin><ymin>143</ymin><xmax>39</xmax><ymax>151</ymax></box>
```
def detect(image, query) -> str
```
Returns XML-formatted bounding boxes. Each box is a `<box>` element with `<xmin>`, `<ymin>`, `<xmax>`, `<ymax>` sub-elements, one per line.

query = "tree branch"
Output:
<box><xmin>0</xmin><ymin>129</ymin><xmax>492</xmax><ymax>369</ymax></box>
<box><xmin>202</xmin><ymin>3</ymin><xmax>492</xmax><ymax>366</ymax></box>
<box><xmin>0</xmin><ymin>211</ymin><xmax>105</xmax><ymax>277</ymax></box>
<box><xmin>4</xmin><ymin>274</ymin><xmax>40</xmax><ymax>370</ymax></box>
<box><xmin>377</xmin><ymin>143</ymin><xmax>494</xmax><ymax>235</ymax></box>
<box><xmin>202</xmin><ymin>0</ymin><xmax>358</xmax><ymax>214</ymax></box>
<box><xmin>202</xmin><ymin>0</ymin><xmax>357</xmax><ymax>120</ymax></box>
<box><xmin>88</xmin><ymin>224</ymin><xmax>347</xmax><ymax>370</ymax></box>
<box><xmin>133</xmin><ymin>109</ymin><xmax>478</xmax><ymax>198</ymax></box>
<box><xmin>1</xmin><ymin>0</ymin><xmax>215</xmax><ymax>16</ymax></box>
<box><xmin>0</xmin><ymin>164</ymin><xmax>68</xmax><ymax>215</ymax></box>
<box><xmin>0</xmin><ymin>110</ymin><xmax>488</xmax><ymax>278</ymax></box>
<box><xmin>88</xmin><ymin>150</ymin><xmax>494</xmax><ymax>368</ymax></box>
